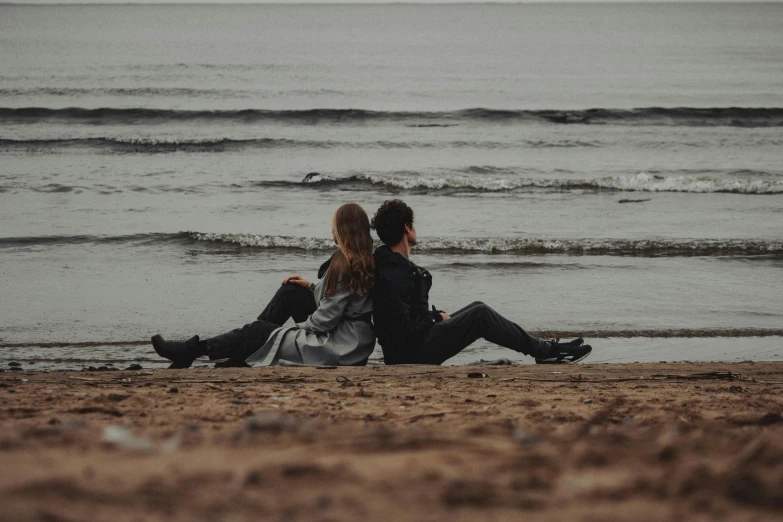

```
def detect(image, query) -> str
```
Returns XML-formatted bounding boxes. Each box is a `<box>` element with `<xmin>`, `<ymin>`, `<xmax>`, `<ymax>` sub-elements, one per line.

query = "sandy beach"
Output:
<box><xmin>3</xmin><ymin>4</ymin><xmax>782</xmax><ymax>521</ymax></box>
<box><xmin>2</xmin><ymin>361</ymin><xmax>782</xmax><ymax>521</ymax></box>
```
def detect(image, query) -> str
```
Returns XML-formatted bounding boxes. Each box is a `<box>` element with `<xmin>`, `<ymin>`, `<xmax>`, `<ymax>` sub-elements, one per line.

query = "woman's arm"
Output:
<box><xmin>302</xmin><ymin>286</ymin><xmax>352</xmax><ymax>334</ymax></box>
<box><xmin>283</xmin><ymin>254</ymin><xmax>334</xmax><ymax>294</ymax></box>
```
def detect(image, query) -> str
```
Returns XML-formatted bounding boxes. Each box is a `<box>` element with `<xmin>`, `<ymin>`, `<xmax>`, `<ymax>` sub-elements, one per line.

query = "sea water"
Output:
<box><xmin>1</xmin><ymin>3</ymin><xmax>782</xmax><ymax>369</ymax></box>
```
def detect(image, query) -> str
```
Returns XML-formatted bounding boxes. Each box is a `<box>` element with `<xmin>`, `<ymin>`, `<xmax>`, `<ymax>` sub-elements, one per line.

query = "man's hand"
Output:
<box><xmin>282</xmin><ymin>274</ymin><xmax>311</xmax><ymax>288</ymax></box>
<box><xmin>432</xmin><ymin>305</ymin><xmax>450</xmax><ymax>321</ymax></box>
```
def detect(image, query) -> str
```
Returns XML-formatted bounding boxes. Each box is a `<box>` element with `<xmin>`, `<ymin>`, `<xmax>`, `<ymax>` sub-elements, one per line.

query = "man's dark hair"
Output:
<box><xmin>371</xmin><ymin>199</ymin><xmax>414</xmax><ymax>246</ymax></box>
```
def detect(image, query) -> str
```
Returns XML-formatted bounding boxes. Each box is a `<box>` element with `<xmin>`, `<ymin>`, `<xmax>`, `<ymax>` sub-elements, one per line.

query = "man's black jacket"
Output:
<box><xmin>371</xmin><ymin>245</ymin><xmax>442</xmax><ymax>364</ymax></box>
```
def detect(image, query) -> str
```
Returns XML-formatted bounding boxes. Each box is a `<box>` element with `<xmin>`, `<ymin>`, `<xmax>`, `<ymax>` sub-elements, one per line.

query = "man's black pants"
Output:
<box><xmin>417</xmin><ymin>301</ymin><xmax>546</xmax><ymax>365</ymax></box>
<box><xmin>206</xmin><ymin>284</ymin><xmax>316</xmax><ymax>361</ymax></box>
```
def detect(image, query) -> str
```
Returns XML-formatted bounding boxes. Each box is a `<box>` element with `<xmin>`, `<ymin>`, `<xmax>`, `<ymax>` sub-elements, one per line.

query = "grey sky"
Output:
<box><xmin>7</xmin><ymin>1</ymin><xmax>781</xmax><ymax>4</ymax></box>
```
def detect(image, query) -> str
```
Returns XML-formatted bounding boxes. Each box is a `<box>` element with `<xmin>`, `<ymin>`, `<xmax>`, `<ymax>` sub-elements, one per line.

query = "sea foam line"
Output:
<box><xmin>0</xmin><ymin>136</ymin><xmax>600</xmax><ymax>152</ymax></box>
<box><xmin>188</xmin><ymin>233</ymin><xmax>783</xmax><ymax>256</ymax></box>
<box><xmin>2</xmin><ymin>106</ymin><xmax>782</xmax><ymax>127</ymax></box>
<box><xmin>301</xmin><ymin>172</ymin><xmax>783</xmax><ymax>195</ymax></box>
<box><xmin>5</xmin><ymin>171</ymin><xmax>781</xmax><ymax>195</ymax></box>
<box><xmin>3</xmin><ymin>232</ymin><xmax>780</xmax><ymax>256</ymax></box>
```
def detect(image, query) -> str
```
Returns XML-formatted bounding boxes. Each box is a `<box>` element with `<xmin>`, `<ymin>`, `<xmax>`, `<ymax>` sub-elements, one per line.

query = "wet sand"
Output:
<box><xmin>1</xmin><ymin>362</ymin><xmax>783</xmax><ymax>521</ymax></box>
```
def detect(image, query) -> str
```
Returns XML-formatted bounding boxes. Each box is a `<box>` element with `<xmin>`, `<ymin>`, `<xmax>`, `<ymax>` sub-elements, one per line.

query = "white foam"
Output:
<box><xmin>591</xmin><ymin>172</ymin><xmax>783</xmax><ymax>194</ymax></box>
<box><xmin>330</xmin><ymin>172</ymin><xmax>783</xmax><ymax>194</ymax></box>
<box><xmin>189</xmin><ymin>232</ymin><xmax>335</xmax><ymax>250</ymax></box>
<box><xmin>188</xmin><ymin>233</ymin><xmax>783</xmax><ymax>255</ymax></box>
<box><xmin>415</xmin><ymin>237</ymin><xmax>783</xmax><ymax>254</ymax></box>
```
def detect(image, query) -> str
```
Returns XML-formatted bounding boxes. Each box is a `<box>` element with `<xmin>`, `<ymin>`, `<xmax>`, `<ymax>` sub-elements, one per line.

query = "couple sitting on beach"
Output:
<box><xmin>151</xmin><ymin>199</ymin><xmax>592</xmax><ymax>368</ymax></box>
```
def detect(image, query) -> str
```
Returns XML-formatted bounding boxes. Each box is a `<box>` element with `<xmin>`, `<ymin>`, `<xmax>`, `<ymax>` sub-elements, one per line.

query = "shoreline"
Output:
<box><xmin>2</xmin><ymin>362</ymin><xmax>783</xmax><ymax>520</ymax></box>
<box><xmin>3</xmin><ymin>334</ymin><xmax>783</xmax><ymax>372</ymax></box>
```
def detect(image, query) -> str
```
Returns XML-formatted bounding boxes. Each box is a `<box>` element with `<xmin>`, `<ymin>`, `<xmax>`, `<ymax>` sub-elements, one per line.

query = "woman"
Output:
<box><xmin>151</xmin><ymin>203</ymin><xmax>375</xmax><ymax>368</ymax></box>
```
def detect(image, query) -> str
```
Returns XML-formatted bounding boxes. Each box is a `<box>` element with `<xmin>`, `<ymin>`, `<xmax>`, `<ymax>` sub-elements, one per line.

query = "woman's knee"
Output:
<box><xmin>278</xmin><ymin>283</ymin><xmax>308</xmax><ymax>300</ymax></box>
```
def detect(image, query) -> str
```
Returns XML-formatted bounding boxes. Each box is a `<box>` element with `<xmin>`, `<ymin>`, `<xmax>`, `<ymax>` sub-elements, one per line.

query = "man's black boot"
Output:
<box><xmin>151</xmin><ymin>334</ymin><xmax>206</xmax><ymax>369</ymax></box>
<box><xmin>535</xmin><ymin>338</ymin><xmax>592</xmax><ymax>365</ymax></box>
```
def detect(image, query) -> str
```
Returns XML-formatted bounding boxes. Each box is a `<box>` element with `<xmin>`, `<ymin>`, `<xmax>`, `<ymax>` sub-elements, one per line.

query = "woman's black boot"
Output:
<box><xmin>214</xmin><ymin>358</ymin><xmax>251</xmax><ymax>368</ymax></box>
<box><xmin>151</xmin><ymin>334</ymin><xmax>206</xmax><ymax>369</ymax></box>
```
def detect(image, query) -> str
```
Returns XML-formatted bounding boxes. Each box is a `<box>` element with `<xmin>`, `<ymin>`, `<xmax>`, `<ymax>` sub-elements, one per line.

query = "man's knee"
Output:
<box><xmin>463</xmin><ymin>301</ymin><xmax>489</xmax><ymax>317</ymax></box>
<box><xmin>470</xmin><ymin>302</ymin><xmax>500</xmax><ymax>323</ymax></box>
<box><xmin>473</xmin><ymin>302</ymin><xmax>493</xmax><ymax>315</ymax></box>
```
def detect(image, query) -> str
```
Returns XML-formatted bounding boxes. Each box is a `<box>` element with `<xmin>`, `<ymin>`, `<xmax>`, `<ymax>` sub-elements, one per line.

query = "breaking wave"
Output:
<box><xmin>2</xmin><ymin>106</ymin><xmax>782</xmax><ymax>127</ymax></box>
<box><xmin>0</xmin><ymin>137</ymin><xmax>325</xmax><ymax>152</ymax></box>
<box><xmin>188</xmin><ymin>233</ymin><xmax>783</xmax><ymax>256</ymax></box>
<box><xmin>3</xmin><ymin>232</ymin><xmax>781</xmax><ymax>257</ymax></box>
<box><xmin>0</xmin><ymin>136</ymin><xmax>600</xmax><ymax>153</ymax></box>
<box><xmin>0</xmin><ymin>233</ymin><xmax>183</xmax><ymax>248</ymax></box>
<box><xmin>297</xmin><ymin>172</ymin><xmax>783</xmax><ymax>195</ymax></box>
<box><xmin>0</xmin><ymin>87</ymin><xmax>256</xmax><ymax>98</ymax></box>
<box><xmin>5</xmin><ymin>171</ymin><xmax>781</xmax><ymax>195</ymax></box>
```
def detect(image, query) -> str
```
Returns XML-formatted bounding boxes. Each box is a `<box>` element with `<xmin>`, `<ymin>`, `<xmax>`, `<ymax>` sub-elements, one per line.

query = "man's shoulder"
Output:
<box><xmin>373</xmin><ymin>245</ymin><xmax>409</xmax><ymax>268</ymax></box>
<box><xmin>372</xmin><ymin>246</ymin><xmax>412</xmax><ymax>286</ymax></box>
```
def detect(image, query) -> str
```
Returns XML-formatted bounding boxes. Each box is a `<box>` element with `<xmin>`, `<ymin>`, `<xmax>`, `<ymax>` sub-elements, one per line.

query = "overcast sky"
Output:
<box><xmin>6</xmin><ymin>0</ymin><xmax>781</xmax><ymax>4</ymax></box>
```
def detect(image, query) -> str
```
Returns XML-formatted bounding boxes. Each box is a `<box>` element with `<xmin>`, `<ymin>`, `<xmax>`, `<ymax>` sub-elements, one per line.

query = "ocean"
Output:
<box><xmin>1</xmin><ymin>3</ymin><xmax>781</xmax><ymax>370</ymax></box>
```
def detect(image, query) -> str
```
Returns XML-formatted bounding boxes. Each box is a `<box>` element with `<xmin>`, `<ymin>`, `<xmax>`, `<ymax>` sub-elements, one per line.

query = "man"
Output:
<box><xmin>370</xmin><ymin>199</ymin><xmax>592</xmax><ymax>365</ymax></box>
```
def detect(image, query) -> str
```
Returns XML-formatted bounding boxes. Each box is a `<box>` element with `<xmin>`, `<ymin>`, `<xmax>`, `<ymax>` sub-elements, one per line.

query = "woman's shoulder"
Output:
<box><xmin>344</xmin><ymin>293</ymin><xmax>373</xmax><ymax>317</ymax></box>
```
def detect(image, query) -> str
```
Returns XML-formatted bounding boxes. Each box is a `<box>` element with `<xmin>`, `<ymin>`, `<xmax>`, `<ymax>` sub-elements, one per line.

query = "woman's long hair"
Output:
<box><xmin>323</xmin><ymin>203</ymin><xmax>375</xmax><ymax>297</ymax></box>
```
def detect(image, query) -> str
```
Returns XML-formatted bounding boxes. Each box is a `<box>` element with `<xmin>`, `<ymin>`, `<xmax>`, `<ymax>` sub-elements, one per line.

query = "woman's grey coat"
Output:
<box><xmin>245</xmin><ymin>280</ymin><xmax>374</xmax><ymax>366</ymax></box>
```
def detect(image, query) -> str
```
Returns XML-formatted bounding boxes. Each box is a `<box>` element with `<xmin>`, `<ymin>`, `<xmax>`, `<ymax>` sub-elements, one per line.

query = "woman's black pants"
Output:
<box><xmin>205</xmin><ymin>284</ymin><xmax>317</xmax><ymax>361</ymax></box>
